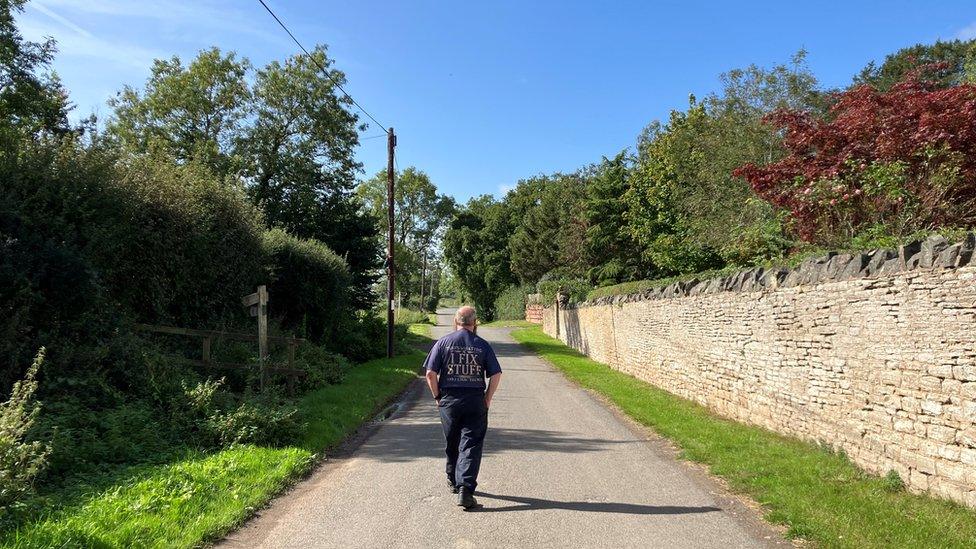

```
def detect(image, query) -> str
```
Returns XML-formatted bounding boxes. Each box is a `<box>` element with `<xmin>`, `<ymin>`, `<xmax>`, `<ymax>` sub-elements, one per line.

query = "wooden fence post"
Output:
<box><xmin>202</xmin><ymin>336</ymin><xmax>211</xmax><ymax>366</ymax></box>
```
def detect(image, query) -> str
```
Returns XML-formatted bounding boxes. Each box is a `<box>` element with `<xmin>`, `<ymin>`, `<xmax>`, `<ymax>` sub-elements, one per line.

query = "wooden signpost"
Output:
<box><xmin>241</xmin><ymin>285</ymin><xmax>269</xmax><ymax>387</ymax></box>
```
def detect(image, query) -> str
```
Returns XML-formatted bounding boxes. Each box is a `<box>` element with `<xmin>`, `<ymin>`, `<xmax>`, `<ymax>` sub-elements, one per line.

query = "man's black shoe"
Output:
<box><xmin>448</xmin><ymin>479</ymin><xmax>459</xmax><ymax>494</ymax></box>
<box><xmin>457</xmin><ymin>487</ymin><xmax>480</xmax><ymax>510</ymax></box>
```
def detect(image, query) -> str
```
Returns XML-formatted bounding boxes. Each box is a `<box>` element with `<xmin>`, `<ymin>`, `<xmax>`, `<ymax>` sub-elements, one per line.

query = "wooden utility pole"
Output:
<box><xmin>386</xmin><ymin>128</ymin><xmax>396</xmax><ymax>358</ymax></box>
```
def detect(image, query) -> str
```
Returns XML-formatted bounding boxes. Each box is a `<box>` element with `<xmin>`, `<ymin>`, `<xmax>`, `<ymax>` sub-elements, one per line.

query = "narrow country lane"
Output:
<box><xmin>219</xmin><ymin>309</ymin><xmax>787</xmax><ymax>549</ymax></box>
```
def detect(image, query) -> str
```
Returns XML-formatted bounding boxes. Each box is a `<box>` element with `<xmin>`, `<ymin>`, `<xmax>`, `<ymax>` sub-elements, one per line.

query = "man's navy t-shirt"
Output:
<box><xmin>424</xmin><ymin>329</ymin><xmax>502</xmax><ymax>392</ymax></box>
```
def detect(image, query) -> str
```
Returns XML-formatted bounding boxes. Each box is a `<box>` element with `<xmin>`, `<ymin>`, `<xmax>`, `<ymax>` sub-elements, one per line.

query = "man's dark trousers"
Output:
<box><xmin>438</xmin><ymin>389</ymin><xmax>488</xmax><ymax>491</ymax></box>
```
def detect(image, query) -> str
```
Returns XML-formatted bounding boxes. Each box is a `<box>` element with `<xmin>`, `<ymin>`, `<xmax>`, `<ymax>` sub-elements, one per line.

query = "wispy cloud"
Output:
<box><xmin>956</xmin><ymin>21</ymin><xmax>976</xmax><ymax>40</ymax></box>
<box><xmin>28</xmin><ymin>0</ymin><xmax>291</xmax><ymax>56</ymax></box>
<box><xmin>32</xmin><ymin>2</ymin><xmax>92</xmax><ymax>38</ymax></box>
<box><xmin>497</xmin><ymin>183</ymin><xmax>514</xmax><ymax>197</ymax></box>
<box><xmin>18</xmin><ymin>9</ymin><xmax>162</xmax><ymax>70</ymax></box>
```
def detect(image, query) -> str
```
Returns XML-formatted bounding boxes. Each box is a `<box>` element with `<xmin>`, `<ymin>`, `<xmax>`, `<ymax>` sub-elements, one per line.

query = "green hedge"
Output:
<box><xmin>262</xmin><ymin>228</ymin><xmax>351</xmax><ymax>342</ymax></box>
<box><xmin>537</xmin><ymin>278</ymin><xmax>591</xmax><ymax>304</ymax></box>
<box><xmin>493</xmin><ymin>285</ymin><xmax>532</xmax><ymax>321</ymax></box>
<box><xmin>0</xmin><ymin>140</ymin><xmax>365</xmax><ymax>484</ymax></box>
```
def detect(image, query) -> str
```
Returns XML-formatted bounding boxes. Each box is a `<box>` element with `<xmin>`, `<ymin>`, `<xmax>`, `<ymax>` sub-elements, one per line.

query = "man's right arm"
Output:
<box><xmin>423</xmin><ymin>341</ymin><xmax>441</xmax><ymax>401</ymax></box>
<box><xmin>425</xmin><ymin>369</ymin><xmax>440</xmax><ymax>400</ymax></box>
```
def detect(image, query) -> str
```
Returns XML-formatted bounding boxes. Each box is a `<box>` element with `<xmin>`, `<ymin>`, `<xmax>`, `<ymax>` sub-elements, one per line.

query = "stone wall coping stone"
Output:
<box><xmin>572</xmin><ymin>232</ymin><xmax>976</xmax><ymax>309</ymax></box>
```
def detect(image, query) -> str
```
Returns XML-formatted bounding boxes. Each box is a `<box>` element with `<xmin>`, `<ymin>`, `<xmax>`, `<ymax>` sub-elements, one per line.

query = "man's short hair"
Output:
<box><xmin>455</xmin><ymin>306</ymin><xmax>477</xmax><ymax>327</ymax></box>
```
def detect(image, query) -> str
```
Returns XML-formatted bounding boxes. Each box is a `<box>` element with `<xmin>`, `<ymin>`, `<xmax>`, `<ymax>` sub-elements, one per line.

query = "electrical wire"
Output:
<box><xmin>256</xmin><ymin>0</ymin><xmax>388</xmax><ymax>132</ymax></box>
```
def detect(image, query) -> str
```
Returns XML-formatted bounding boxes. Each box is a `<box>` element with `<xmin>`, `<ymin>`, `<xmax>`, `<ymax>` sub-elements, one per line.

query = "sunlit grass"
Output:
<box><xmin>511</xmin><ymin>325</ymin><xmax>976</xmax><ymax>548</ymax></box>
<box><xmin>478</xmin><ymin>319</ymin><xmax>535</xmax><ymax>328</ymax></box>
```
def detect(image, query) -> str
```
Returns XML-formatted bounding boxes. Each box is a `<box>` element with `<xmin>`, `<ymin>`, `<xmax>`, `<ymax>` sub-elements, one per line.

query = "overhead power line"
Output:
<box><xmin>256</xmin><ymin>0</ymin><xmax>388</xmax><ymax>132</ymax></box>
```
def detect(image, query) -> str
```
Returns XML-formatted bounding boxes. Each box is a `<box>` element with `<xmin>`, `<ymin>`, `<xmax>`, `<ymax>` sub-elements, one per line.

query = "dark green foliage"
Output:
<box><xmin>536</xmin><ymin>277</ymin><xmax>591</xmax><ymax>304</ymax></box>
<box><xmin>855</xmin><ymin>39</ymin><xmax>976</xmax><ymax>91</ymax></box>
<box><xmin>583</xmin><ymin>152</ymin><xmax>648</xmax><ymax>286</ymax></box>
<box><xmin>292</xmin><ymin>344</ymin><xmax>350</xmax><ymax>389</ymax></box>
<box><xmin>0</xmin><ymin>0</ymin><xmax>70</xmax><ymax>147</ymax></box>
<box><xmin>3</xmin><ymin>141</ymin><xmax>266</xmax><ymax>329</ymax></box>
<box><xmin>331</xmin><ymin>312</ymin><xmax>387</xmax><ymax>363</ymax></box>
<box><xmin>262</xmin><ymin>228</ymin><xmax>351</xmax><ymax>342</ymax></box>
<box><xmin>179</xmin><ymin>378</ymin><xmax>302</xmax><ymax>448</ymax></box>
<box><xmin>442</xmin><ymin>196</ymin><xmax>518</xmax><ymax>320</ymax></box>
<box><xmin>509</xmin><ymin>174</ymin><xmax>587</xmax><ymax>283</ymax></box>
<box><xmin>493</xmin><ymin>285</ymin><xmax>533</xmax><ymax>321</ymax></box>
<box><xmin>285</xmin><ymin>195</ymin><xmax>382</xmax><ymax>311</ymax></box>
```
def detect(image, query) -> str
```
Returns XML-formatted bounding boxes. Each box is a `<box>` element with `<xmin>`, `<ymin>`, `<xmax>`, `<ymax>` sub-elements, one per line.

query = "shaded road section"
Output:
<box><xmin>220</xmin><ymin>309</ymin><xmax>787</xmax><ymax>548</ymax></box>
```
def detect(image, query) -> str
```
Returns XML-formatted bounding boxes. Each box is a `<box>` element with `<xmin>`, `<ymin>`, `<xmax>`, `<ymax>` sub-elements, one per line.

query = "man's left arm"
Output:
<box><xmin>483</xmin><ymin>345</ymin><xmax>502</xmax><ymax>409</ymax></box>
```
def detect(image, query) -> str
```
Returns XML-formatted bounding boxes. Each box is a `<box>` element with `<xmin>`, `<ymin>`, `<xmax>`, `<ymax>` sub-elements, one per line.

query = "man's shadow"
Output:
<box><xmin>473</xmin><ymin>492</ymin><xmax>721</xmax><ymax>515</ymax></box>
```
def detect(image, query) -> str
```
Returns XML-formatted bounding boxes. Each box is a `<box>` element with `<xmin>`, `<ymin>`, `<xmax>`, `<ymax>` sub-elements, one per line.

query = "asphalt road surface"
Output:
<box><xmin>220</xmin><ymin>309</ymin><xmax>787</xmax><ymax>549</ymax></box>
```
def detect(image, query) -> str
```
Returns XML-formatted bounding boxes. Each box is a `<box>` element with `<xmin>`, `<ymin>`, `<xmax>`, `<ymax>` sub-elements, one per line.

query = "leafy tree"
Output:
<box><xmin>735</xmin><ymin>74</ymin><xmax>976</xmax><ymax>245</ymax></box>
<box><xmin>508</xmin><ymin>173</ymin><xmax>587</xmax><ymax>284</ymax></box>
<box><xmin>108</xmin><ymin>46</ymin><xmax>381</xmax><ymax>308</ymax></box>
<box><xmin>582</xmin><ymin>152</ymin><xmax>648</xmax><ymax>286</ymax></box>
<box><xmin>0</xmin><ymin>0</ymin><xmax>70</xmax><ymax>148</ymax></box>
<box><xmin>241</xmin><ymin>46</ymin><xmax>360</xmax><ymax>213</ymax></box>
<box><xmin>625</xmin><ymin>53</ymin><xmax>817</xmax><ymax>273</ymax></box>
<box><xmin>239</xmin><ymin>47</ymin><xmax>379</xmax><ymax>309</ymax></box>
<box><xmin>107</xmin><ymin>47</ymin><xmax>250</xmax><ymax>173</ymax></box>
<box><xmin>442</xmin><ymin>195</ymin><xmax>516</xmax><ymax>319</ymax></box>
<box><xmin>626</xmin><ymin>106</ymin><xmax>725</xmax><ymax>275</ymax></box>
<box><xmin>855</xmin><ymin>39</ymin><xmax>976</xmax><ymax>91</ymax></box>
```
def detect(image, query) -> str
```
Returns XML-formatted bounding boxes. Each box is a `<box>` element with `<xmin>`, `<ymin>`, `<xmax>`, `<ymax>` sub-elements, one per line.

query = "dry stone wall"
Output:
<box><xmin>543</xmin><ymin>233</ymin><xmax>976</xmax><ymax>508</ymax></box>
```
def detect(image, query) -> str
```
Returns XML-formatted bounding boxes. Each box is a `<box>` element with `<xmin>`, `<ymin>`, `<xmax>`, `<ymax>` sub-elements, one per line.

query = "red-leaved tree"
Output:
<box><xmin>734</xmin><ymin>72</ymin><xmax>976</xmax><ymax>244</ymax></box>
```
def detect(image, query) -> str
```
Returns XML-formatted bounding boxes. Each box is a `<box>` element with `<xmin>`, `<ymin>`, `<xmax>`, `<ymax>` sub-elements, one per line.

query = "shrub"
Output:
<box><xmin>263</xmin><ymin>228</ymin><xmax>351</xmax><ymax>342</ymax></box>
<box><xmin>0</xmin><ymin>349</ymin><xmax>50</xmax><ymax>510</ymax></box>
<box><xmin>330</xmin><ymin>312</ymin><xmax>386</xmax><ymax>363</ymax></box>
<box><xmin>180</xmin><ymin>378</ymin><xmax>301</xmax><ymax>448</ymax></box>
<box><xmin>4</xmin><ymin>144</ymin><xmax>267</xmax><ymax>327</ymax></box>
<box><xmin>293</xmin><ymin>343</ymin><xmax>350</xmax><ymax>389</ymax></box>
<box><xmin>735</xmin><ymin>74</ymin><xmax>976</xmax><ymax>245</ymax></box>
<box><xmin>493</xmin><ymin>285</ymin><xmax>532</xmax><ymax>321</ymax></box>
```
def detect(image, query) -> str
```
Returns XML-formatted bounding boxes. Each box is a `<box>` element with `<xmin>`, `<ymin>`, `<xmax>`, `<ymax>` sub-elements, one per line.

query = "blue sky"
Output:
<box><xmin>17</xmin><ymin>0</ymin><xmax>976</xmax><ymax>202</ymax></box>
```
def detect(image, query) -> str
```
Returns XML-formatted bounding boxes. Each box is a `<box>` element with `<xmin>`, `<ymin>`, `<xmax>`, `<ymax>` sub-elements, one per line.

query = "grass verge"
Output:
<box><xmin>3</xmin><ymin>352</ymin><xmax>423</xmax><ymax>548</ymax></box>
<box><xmin>478</xmin><ymin>319</ymin><xmax>536</xmax><ymax>328</ymax></box>
<box><xmin>510</xmin><ymin>325</ymin><xmax>976</xmax><ymax>548</ymax></box>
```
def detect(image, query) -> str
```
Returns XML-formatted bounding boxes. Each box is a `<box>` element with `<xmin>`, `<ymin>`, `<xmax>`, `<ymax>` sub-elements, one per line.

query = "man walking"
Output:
<box><xmin>424</xmin><ymin>306</ymin><xmax>503</xmax><ymax>510</ymax></box>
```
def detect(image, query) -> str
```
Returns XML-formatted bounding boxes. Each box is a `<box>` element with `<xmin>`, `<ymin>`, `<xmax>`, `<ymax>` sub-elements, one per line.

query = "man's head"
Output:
<box><xmin>454</xmin><ymin>306</ymin><xmax>477</xmax><ymax>332</ymax></box>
